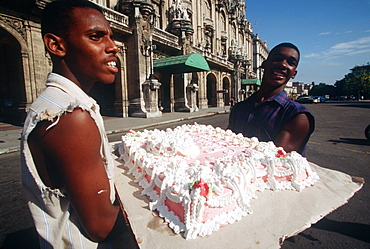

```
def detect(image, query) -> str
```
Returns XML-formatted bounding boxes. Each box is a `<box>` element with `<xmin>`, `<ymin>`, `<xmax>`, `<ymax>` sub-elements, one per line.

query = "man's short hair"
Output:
<box><xmin>268</xmin><ymin>42</ymin><xmax>300</xmax><ymax>60</ymax></box>
<box><xmin>41</xmin><ymin>0</ymin><xmax>103</xmax><ymax>37</ymax></box>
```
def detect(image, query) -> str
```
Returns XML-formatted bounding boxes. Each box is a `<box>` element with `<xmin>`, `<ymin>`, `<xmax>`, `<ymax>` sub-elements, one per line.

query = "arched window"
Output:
<box><xmin>204</xmin><ymin>0</ymin><xmax>211</xmax><ymax>19</ymax></box>
<box><xmin>221</xmin><ymin>11</ymin><xmax>226</xmax><ymax>31</ymax></box>
<box><xmin>232</xmin><ymin>24</ymin><xmax>236</xmax><ymax>40</ymax></box>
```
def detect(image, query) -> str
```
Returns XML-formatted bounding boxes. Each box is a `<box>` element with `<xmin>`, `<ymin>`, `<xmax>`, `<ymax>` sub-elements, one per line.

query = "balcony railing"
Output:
<box><xmin>153</xmin><ymin>28</ymin><xmax>181</xmax><ymax>49</ymax></box>
<box><xmin>100</xmin><ymin>5</ymin><xmax>129</xmax><ymax>27</ymax></box>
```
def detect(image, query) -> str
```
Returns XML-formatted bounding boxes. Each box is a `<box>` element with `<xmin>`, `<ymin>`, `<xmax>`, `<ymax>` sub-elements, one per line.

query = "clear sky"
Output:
<box><xmin>245</xmin><ymin>0</ymin><xmax>370</xmax><ymax>85</ymax></box>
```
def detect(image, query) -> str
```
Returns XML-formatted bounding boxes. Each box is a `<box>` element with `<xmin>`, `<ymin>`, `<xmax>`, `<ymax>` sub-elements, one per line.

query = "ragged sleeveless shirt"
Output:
<box><xmin>21</xmin><ymin>73</ymin><xmax>115</xmax><ymax>248</ymax></box>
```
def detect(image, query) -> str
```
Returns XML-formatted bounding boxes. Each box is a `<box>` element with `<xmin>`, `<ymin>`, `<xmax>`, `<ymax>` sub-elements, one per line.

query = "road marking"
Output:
<box><xmin>308</xmin><ymin>141</ymin><xmax>370</xmax><ymax>155</ymax></box>
<box><xmin>337</xmin><ymin>147</ymin><xmax>370</xmax><ymax>155</ymax></box>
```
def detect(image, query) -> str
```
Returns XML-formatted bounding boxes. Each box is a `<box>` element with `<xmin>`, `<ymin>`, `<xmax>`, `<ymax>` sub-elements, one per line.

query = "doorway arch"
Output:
<box><xmin>222</xmin><ymin>77</ymin><xmax>230</xmax><ymax>105</ymax></box>
<box><xmin>89</xmin><ymin>81</ymin><xmax>116</xmax><ymax>117</ymax></box>
<box><xmin>206</xmin><ymin>73</ymin><xmax>217</xmax><ymax>107</ymax></box>
<box><xmin>0</xmin><ymin>27</ymin><xmax>26</xmax><ymax>125</ymax></box>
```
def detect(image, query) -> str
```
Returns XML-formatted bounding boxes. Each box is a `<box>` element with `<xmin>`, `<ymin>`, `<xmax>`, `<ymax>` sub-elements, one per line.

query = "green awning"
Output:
<box><xmin>241</xmin><ymin>79</ymin><xmax>261</xmax><ymax>86</ymax></box>
<box><xmin>153</xmin><ymin>53</ymin><xmax>210</xmax><ymax>74</ymax></box>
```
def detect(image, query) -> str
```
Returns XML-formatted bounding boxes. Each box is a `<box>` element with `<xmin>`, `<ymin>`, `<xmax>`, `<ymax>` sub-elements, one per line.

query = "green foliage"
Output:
<box><xmin>309</xmin><ymin>64</ymin><xmax>370</xmax><ymax>99</ymax></box>
<box><xmin>343</xmin><ymin>65</ymin><xmax>370</xmax><ymax>99</ymax></box>
<box><xmin>309</xmin><ymin>83</ymin><xmax>335</xmax><ymax>96</ymax></box>
<box><xmin>335</xmin><ymin>64</ymin><xmax>370</xmax><ymax>99</ymax></box>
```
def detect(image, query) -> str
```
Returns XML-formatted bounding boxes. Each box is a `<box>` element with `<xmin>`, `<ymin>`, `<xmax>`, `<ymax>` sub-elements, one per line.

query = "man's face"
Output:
<box><xmin>62</xmin><ymin>8</ymin><xmax>118</xmax><ymax>88</ymax></box>
<box><xmin>262</xmin><ymin>46</ymin><xmax>299</xmax><ymax>88</ymax></box>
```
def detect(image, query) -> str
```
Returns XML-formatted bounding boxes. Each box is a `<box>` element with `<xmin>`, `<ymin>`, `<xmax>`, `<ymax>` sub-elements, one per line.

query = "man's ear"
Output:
<box><xmin>291</xmin><ymin>70</ymin><xmax>297</xmax><ymax>79</ymax></box>
<box><xmin>43</xmin><ymin>33</ymin><xmax>66</xmax><ymax>57</ymax></box>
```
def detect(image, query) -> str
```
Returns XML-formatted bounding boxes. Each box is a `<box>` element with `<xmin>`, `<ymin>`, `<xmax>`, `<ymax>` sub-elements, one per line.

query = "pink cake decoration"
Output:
<box><xmin>119</xmin><ymin>123</ymin><xmax>319</xmax><ymax>239</ymax></box>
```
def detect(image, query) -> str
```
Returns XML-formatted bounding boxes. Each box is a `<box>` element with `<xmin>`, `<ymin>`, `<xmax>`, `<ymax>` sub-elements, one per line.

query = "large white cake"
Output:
<box><xmin>119</xmin><ymin>123</ymin><xmax>319</xmax><ymax>240</ymax></box>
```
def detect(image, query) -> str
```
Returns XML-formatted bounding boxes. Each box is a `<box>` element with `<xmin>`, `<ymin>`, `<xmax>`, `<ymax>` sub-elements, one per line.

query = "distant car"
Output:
<box><xmin>296</xmin><ymin>96</ymin><xmax>315</xmax><ymax>104</ymax></box>
<box><xmin>366</xmin><ymin>124</ymin><xmax>370</xmax><ymax>141</ymax></box>
<box><xmin>314</xmin><ymin>96</ymin><xmax>328</xmax><ymax>103</ymax></box>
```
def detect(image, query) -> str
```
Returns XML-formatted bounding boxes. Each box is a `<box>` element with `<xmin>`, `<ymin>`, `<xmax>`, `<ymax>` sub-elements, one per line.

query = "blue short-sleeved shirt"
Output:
<box><xmin>228</xmin><ymin>91</ymin><xmax>314</xmax><ymax>155</ymax></box>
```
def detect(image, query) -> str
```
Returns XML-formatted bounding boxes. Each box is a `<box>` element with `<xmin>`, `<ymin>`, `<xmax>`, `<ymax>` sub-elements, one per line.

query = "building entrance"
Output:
<box><xmin>0</xmin><ymin>27</ymin><xmax>26</xmax><ymax>125</ymax></box>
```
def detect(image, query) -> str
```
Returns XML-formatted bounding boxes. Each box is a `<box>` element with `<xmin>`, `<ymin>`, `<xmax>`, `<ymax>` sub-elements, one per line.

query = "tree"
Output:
<box><xmin>341</xmin><ymin>64</ymin><xmax>370</xmax><ymax>99</ymax></box>
<box><xmin>309</xmin><ymin>83</ymin><xmax>335</xmax><ymax>96</ymax></box>
<box><xmin>334</xmin><ymin>79</ymin><xmax>347</xmax><ymax>97</ymax></box>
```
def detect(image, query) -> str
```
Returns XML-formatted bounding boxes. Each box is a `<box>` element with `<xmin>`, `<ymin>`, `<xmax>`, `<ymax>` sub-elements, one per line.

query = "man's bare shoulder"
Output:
<box><xmin>58</xmin><ymin>108</ymin><xmax>96</xmax><ymax>131</ymax></box>
<box><xmin>31</xmin><ymin>108</ymin><xmax>101</xmax><ymax>157</ymax></box>
<box><xmin>31</xmin><ymin>108</ymin><xmax>95</xmax><ymax>137</ymax></box>
<box><xmin>287</xmin><ymin>113</ymin><xmax>309</xmax><ymax>128</ymax></box>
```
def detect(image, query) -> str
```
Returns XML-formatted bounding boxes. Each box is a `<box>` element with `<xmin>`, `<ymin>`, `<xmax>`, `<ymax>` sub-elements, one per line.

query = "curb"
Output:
<box><xmin>0</xmin><ymin>146</ymin><xmax>20</xmax><ymax>155</ymax></box>
<box><xmin>0</xmin><ymin>109</ymin><xmax>229</xmax><ymax>155</ymax></box>
<box><xmin>106</xmin><ymin>110</ymin><xmax>228</xmax><ymax>135</ymax></box>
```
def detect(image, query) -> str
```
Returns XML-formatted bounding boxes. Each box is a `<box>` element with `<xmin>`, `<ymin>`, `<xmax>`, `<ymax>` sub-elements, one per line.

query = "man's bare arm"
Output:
<box><xmin>29</xmin><ymin>108</ymin><xmax>122</xmax><ymax>242</ymax></box>
<box><xmin>274</xmin><ymin>113</ymin><xmax>310</xmax><ymax>153</ymax></box>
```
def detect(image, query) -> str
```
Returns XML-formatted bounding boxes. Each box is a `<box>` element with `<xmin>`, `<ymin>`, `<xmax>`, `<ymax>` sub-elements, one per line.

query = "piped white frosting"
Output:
<box><xmin>119</xmin><ymin>124</ymin><xmax>319</xmax><ymax>239</ymax></box>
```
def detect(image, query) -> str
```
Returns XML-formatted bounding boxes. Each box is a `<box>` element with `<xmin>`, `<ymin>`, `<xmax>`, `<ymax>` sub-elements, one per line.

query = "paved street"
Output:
<box><xmin>282</xmin><ymin>101</ymin><xmax>370</xmax><ymax>248</ymax></box>
<box><xmin>0</xmin><ymin>101</ymin><xmax>369</xmax><ymax>248</ymax></box>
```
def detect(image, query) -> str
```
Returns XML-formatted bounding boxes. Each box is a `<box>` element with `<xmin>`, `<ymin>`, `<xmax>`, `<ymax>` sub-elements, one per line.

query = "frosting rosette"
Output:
<box><xmin>144</xmin><ymin>128</ymin><xmax>200</xmax><ymax>158</ymax></box>
<box><xmin>119</xmin><ymin>124</ymin><xmax>319</xmax><ymax>240</ymax></box>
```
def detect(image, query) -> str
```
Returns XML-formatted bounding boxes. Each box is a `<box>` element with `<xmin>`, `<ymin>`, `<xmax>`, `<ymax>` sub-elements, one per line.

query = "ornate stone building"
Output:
<box><xmin>253</xmin><ymin>34</ymin><xmax>268</xmax><ymax>82</ymax></box>
<box><xmin>0</xmin><ymin>0</ymin><xmax>268</xmax><ymax>124</ymax></box>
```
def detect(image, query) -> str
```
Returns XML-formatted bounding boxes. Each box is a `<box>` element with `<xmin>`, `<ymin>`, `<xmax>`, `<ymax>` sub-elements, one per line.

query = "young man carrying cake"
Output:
<box><xmin>20</xmin><ymin>0</ymin><xmax>138</xmax><ymax>248</ymax></box>
<box><xmin>228</xmin><ymin>43</ymin><xmax>315</xmax><ymax>155</ymax></box>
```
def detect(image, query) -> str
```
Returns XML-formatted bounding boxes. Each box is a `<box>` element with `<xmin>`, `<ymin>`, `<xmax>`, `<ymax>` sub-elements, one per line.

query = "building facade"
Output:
<box><xmin>0</xmin><ymin>0</ymin><xmax>268</xmax><ymax>125</ymax></box>
<box><xmin>287</xmin><ymin>81</ymin><xmax>313</xmax><ymax>99</ymax></box>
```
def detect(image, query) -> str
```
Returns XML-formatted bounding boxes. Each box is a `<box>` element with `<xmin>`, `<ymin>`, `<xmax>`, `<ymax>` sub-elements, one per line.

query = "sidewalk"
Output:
<box><xmin>0</xmin><ymin>106</ymin><xmax>229</xmax><ymax>155</ymax></box>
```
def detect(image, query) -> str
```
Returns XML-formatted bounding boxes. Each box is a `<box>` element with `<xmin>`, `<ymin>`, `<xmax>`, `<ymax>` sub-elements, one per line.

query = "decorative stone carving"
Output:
<box><xmin>169</xmin><ymin>0</ymin><xmax>193</xmax><ymax>38</ymax></box>
<box><xmin>188</xmin><ymin>83</ymin><xmax>199</xmax><ymax>92</ymax></box>
<box><xmin>142</xmin><ymin>77</ymin><xmax>162</xmax><ymax>115</ymax></box>
<box><xmin>203</xmin><ymin>17</ymin><xmax>214</xmax><ymax>52</ymax></box>
<box><xmin>116</xmin><ymin>1</ymin><xmax>154</xmax><ymax>23</ymax></box>
<box><xmin>140</xmin><ymin>2</ymin><xmax>154</xmax><ymax>21</ymax></box>
<box><xmin>228</xmin><ymin>38</ymin><xmax>250</xmax><ymax>65</ymax></box>
<box><xmin>0</xmin><ymin>14</ymin><xmax>26</xmax><ymax>40</ymax></box>
<box><xmin>117</xmin><ymin>44</ymin><xmax>127</xmax><ymax>57</ymax></box>
<box><xmin>149</xmin><ymin>79</ymin><xmax>161</xmax><ymax>90</ymax></box>
<box><xmin>172</xmin><ymin>0</ymin><xmax>190</xmax><ymax>20</ymax></box>
<box><xmin>141</xmin><ymin>31</ymin><xmax>152</xmax><ymax>57</ymax></box>
<box><xmin>220</xmin><ymin>31</ymin><xmax>228</xmax><ymax>57</ymax></box>
<box><xmin>35</xmin><ymin>0</ymin><xmax>52</xmax><ymax>9</ymax></box>
<box><xmin>186</xmin><ymin>82</ymin><xmax>199</xmax><ymax>112</ymax></box>
<box><xmin>101</xmin><ymin>6</ymin><xmax>129</xmax><ymax>26</ymax></box>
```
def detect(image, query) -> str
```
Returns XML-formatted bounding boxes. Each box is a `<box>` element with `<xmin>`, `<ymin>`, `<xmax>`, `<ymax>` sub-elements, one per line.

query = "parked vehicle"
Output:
<box><xmin>314</xmin><ymin>96</ymin><xmax>328</xmax><ymax>103</ymax></box>
<box><xmin>296</xmin><ymin>96</ymin><xmax>316</xmax><ymax>104</ymax></box>
<box><xmin>365</xmin><ymin>124</ymin><xmax>370</xmax><ymax>141</ymax></box>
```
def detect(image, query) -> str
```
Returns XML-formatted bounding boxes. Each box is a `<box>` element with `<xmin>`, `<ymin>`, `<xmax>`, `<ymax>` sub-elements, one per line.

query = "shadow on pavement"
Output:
<box><xmin>328</xmin><ymin>138</ymin><xmax>370</xmax><ymax>146</ymax></box>
<box><xmin>2</xmin><ymin>216</ymin><xmax>370</xmax><ymax>248</ymax></box>
<box><xmin>335</xmin><ymin>103</ymin><xmax>370</xmax><ymax>109</ymax></box>
<box><xmin>1</xmin><ymin>227</ymin><xmax>39</xmax><ymax>249</ymax></box>
<box><xmin>285</xmin><ymin>217</ymin><xmax>370</xmax><ymax>244</ymax></box>
<box><xmin>313</xmin><ymin>218</ymin><xmax>370</xmax><ymax>243</ymax></box>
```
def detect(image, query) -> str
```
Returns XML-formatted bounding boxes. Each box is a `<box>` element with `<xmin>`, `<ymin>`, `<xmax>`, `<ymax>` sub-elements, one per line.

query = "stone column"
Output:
<box><xmin>114</xmin><ymin>45</ymin><xmax>128</xmax><ymax>117</ymax></box>
<box><xmin>118</xmin><ymin>1</ymin><xmax>161</xmax><ymax>118</ymax></box>
<box><xmin>170</xmin><ymin>74</ymin><xmax>175</xmax><ymax>112</ymax></box>
<box><xmin>198</xmin><ymin>71</ymin><xmax>209</xmax><ymax>109</ymax></box>
<box><xmin>142</xmin><ymin>77</ymin><xmax>162</xmax><ymax>117</ymax></box>
<box><xmin>186</xmin><ymin>82</ymin><xmax>199</xmax><ymax>112</ymax></box>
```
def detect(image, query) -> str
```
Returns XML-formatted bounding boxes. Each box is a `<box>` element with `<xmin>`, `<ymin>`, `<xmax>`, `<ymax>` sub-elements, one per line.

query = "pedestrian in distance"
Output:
<box><xmin>228</xmin><ymin>42</ymin><xmax>314</xmax><ymax>155</ymax></box>
<box><xmin>229</xmin><ymin>97</ymin><xmax>235</xmax><ymax>109</ymax></box>
<box><xmin>20</xmin><ymin>0</ymin><xmax>138</xmax><ymax>248</ymax></box>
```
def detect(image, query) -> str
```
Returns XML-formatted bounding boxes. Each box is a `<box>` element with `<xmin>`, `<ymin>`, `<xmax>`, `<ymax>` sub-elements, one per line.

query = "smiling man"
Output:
<box><xmin>228</xmin><ymin>43</ymin><xmax>314</xmax><ymax>155</ymax></box>
<box><xmin>20</xmin><ymin>0</ymin><xmax>138</xmax><ymax>248</ymax></box>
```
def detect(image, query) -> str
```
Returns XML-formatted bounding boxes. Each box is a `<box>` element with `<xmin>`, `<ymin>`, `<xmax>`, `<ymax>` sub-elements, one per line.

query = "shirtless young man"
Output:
<box><xmin>228</xmin><ymin>43</ymin><xmax>314</xmax><ymax>155</ymax></box>
<box><xmin>21</xmin><ymin>0</ymin><xmax>137</xmax><ymax>248</ymax></box>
